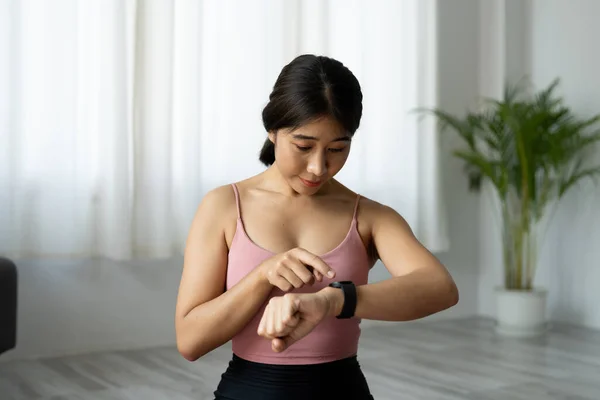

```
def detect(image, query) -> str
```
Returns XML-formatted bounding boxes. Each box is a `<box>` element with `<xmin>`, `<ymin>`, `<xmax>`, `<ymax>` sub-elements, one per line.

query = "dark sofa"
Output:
<box><xmin>0</xmin><ymin>257</ymin><xmax>17</xmax><ymax>356</ymax></box>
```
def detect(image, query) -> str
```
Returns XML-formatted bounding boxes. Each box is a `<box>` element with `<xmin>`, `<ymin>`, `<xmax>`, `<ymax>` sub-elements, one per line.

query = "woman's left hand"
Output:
<box><xmin>257</xmin><ymin>291</ymin><xmax>333</xmax><ymax>352</ymax></box>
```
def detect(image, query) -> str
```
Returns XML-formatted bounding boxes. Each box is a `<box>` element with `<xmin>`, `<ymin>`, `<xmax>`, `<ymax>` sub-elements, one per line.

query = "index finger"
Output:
<box><xmin>291</xmin><ymin>248</ymin><xmax>335</xmax><ymax>279</ymax></box>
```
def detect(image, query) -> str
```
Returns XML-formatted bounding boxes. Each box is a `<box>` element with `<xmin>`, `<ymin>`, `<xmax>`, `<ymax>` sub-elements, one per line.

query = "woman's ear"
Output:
<box><xmin>268</xmin><ymin>131</ymin><xmax>276</xmax><ymax>144</ymax></box>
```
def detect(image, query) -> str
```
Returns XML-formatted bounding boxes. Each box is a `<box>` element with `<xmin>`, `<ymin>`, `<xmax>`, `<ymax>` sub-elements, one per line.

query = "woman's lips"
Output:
<box><xmin>299</xmin><ymin>178</ymin><xmax>322</xmax><ymax>187</ymax></box>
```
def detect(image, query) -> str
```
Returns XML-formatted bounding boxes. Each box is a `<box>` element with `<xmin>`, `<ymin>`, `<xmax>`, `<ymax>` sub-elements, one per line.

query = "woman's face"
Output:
<box><xmin>270</xmin><ymin>116</ymin><xmax>351</xmax><ymax>195</ymax></box>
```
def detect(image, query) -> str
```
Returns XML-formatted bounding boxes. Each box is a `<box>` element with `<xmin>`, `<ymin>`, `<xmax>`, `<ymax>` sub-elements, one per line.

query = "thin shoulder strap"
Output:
<box><xmin>231</xmin><ymin>183</ymin><xmax>241</xmax><ymax>219</ymax></box>
<box><xmin>352</xmin><ymin>194</ymin><xmax>361</xmax><ymax>221</ymax></box>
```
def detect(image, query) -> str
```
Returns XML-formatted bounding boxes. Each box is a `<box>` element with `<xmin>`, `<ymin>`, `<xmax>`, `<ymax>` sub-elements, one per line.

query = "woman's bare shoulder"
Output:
<box><xmin>349</xmin><ymin>192</ymin><xmax>406</xmax><ymax>229</ymax></box>
<box><xmin>200</xmin><ymin>174</ymin><xmax>260</xmax><ymax>207</ymax></box>
<box><xmin>198</xmin><ymin>175</ymin><xmax>265</xmax><ymax>222</ymax></box>
<box><xmin>355</xmin><ymin>195</ymin><xmax>389</xmax><ymax>213</ymax></box>
<box><xmin>331</xmin><ymin>182</ymin><xmax>383</xmax><ymax>211</ymax></box>
<box><xmin>192</xmin><ymin>183</ymin><xmax>240</xmax><ymax>228</ymax></box>
<box><xmin>200</xmin><ymin>184</ymin><xmax>236</xmax><ymax>208</ymax></box>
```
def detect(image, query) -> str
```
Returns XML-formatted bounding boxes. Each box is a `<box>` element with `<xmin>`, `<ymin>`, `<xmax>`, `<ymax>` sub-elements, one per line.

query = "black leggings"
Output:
<box><xmin>213</xmin><ymin>354</ymin><xmax>374</xmax><ymax>400</ymax></box>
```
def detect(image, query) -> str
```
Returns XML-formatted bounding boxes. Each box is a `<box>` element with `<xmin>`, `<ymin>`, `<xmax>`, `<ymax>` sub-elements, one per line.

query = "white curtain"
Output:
<box><xmin>0</xmin><ymin>0</ymin><xmax>448</xmax><ymax>260</ymax></box>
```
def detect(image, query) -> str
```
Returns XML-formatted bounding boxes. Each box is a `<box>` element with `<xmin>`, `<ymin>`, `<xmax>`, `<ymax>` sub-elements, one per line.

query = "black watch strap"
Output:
<box><xmin>328</xmin><ymin>281</ymin><xmax>357</xmax><ymax>319</ymax></box>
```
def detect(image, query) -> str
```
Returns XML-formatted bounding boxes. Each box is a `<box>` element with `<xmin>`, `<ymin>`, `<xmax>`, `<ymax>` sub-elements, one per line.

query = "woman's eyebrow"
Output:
<box><xmin>291</xmin><ymin>134</ymin><xmax>350</xmax><ymax>142</ymax></box>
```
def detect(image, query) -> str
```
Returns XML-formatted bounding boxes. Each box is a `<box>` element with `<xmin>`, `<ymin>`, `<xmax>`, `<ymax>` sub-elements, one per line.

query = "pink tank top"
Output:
<box><xmin>226</xmin><ymin>184</ymin><xmax>374</xmax><ymax>365</ymax></box>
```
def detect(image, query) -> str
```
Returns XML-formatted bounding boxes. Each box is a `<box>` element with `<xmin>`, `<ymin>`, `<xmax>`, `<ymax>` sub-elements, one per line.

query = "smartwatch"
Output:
<box><xmin>328</xmin><ymin>281</ymin><xmax>357</xmax><ymax>319</ymax></box>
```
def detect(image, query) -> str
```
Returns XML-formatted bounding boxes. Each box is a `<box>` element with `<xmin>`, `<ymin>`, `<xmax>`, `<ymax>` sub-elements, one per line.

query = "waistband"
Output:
<box><xmin>213</xmin><ymin>353</ymin><xmax>374</xmax><ymax>400</ymax></box>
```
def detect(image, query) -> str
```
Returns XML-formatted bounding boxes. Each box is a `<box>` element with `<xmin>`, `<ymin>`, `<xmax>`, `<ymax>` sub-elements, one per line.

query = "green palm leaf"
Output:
<box><xmin>418</xmin><ymin>78</ymin><xmax>600</xmax><ymax>290</ymax></box>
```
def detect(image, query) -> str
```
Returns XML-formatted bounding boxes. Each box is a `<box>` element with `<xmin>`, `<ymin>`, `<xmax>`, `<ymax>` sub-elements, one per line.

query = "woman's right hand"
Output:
<box><xmin>258</xmin><ymin>248</ymin><xmax>336</xmax><ymax>292</ymax></box>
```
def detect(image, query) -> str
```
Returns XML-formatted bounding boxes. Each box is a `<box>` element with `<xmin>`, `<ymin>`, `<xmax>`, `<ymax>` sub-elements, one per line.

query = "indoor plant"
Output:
<box><xmin>422</xmin><ymin>78</ymin><xmax>600</xmax><ymax>336</ymax></box>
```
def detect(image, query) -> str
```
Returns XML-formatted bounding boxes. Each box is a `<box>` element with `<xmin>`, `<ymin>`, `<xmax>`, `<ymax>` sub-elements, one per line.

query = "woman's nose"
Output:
<box><xmin>306</xmin><ymin>153</ymin><xmax>328</xmax><ymax>177</ymax></box>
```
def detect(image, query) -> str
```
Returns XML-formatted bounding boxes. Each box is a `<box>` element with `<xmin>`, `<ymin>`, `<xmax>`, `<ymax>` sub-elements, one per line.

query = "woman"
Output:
<box><xmin>175</xmin><ymin>54</ymin><xmax>459</xmax><ymax>400</ymax></box>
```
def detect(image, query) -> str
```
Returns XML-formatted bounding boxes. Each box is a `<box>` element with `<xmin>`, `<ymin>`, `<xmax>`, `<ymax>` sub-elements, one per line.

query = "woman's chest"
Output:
<box><xmin>230</xmin><ymin>198</ymin><xmax>372</xmax><ymax>257</ymax></box>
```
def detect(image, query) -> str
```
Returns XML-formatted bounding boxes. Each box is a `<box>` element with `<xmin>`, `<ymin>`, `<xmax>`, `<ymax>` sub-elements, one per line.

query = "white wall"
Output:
<box><xmin>427</xmin><ymin>0</ymin><xmax>481</xmax><ymax>319</ymax></box>
<box><xmin>368</xmin><ymin>0</ymin><xmax>482</xmax><ymax>324</ymax></box>
<box><xmin>1</xmin><ymin>1</ymin><xmax>485</xmax><ymax>362</ymax></box>
<box><xmin>477</xmin><ymin>0</ymin><xmax>600</xmax><ymax>330</ymax></box>
<box><xmin>2</xmin><ymin>257</ymin><xmax>183</xmax><ymax>361</ymax></box>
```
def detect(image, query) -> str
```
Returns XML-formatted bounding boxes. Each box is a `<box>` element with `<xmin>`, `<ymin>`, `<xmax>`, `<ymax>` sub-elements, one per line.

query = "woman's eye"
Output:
<box><xmin>294</xmin><ymin>145</ymin><xmax>346</xmax><ymax>153</ymax></box>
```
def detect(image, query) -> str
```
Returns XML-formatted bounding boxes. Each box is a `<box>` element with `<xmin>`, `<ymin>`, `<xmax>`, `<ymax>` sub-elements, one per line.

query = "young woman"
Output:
<box><xmin>175</xmin><ymin>54</ymin><xmax>459</xmax><ymax>400</ymax></box>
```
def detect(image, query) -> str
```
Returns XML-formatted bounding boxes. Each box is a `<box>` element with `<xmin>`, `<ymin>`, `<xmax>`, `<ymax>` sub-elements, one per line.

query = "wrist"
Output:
<box><xmin>320</xmin><ymin>287</ymin><xmax>345</xmax><ymax>317</ymax></box>
<box><xmin>254</xmin><ymin>263</ymin><xmax>273</xmax><ymax>289</ymax></box>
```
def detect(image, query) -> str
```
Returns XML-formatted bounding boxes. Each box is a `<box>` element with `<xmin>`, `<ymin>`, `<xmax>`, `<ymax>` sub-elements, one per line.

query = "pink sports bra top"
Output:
<box><xmin>226</xmin><ymin>183</ymin><xmax>374</xmax><ymax>365</ymax></box>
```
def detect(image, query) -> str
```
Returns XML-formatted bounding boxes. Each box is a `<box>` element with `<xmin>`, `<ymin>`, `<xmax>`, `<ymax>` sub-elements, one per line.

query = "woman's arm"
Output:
<box><xmin>323</xmin><ymin>202</ymin><xmax>459</xmax><ymax>321</ymax></box>
<box><xmin>257</xmin><ymin>201</ymin><xmax>459</xmax><ymax>352</ymax></box>
<box><xmin>175</xmin><ymin>186</ymin><xmax>274</xmax><ymax>361</ymax></box>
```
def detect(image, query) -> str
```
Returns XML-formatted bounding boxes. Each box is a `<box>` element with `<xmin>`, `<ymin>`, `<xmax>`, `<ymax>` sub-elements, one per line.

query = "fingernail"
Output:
<box><xmin>327</xmin><ymin>271</ymin><xmax>335</xmax><ymax>278</ymax></box>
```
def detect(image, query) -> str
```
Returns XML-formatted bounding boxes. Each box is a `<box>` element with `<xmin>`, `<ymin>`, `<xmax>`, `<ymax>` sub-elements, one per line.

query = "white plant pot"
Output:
<box><xmin>494</xmin><ymin>287</ymin><xmax>548</xmax><ymax>337</ymax></box>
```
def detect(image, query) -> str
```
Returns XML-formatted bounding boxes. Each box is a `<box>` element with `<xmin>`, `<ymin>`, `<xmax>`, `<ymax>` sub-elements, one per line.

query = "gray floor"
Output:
<box><xmin>1</xmin><ymin>317</ymin><xmax>600</xmax><ymax>399</ymax></box>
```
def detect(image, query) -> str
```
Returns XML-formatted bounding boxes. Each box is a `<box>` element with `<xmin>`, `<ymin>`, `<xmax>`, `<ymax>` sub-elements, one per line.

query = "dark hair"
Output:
<box><xmin>259</xmin><ymin>54</ymin><xmax>363</xmax><ymax>166</ymax></box>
